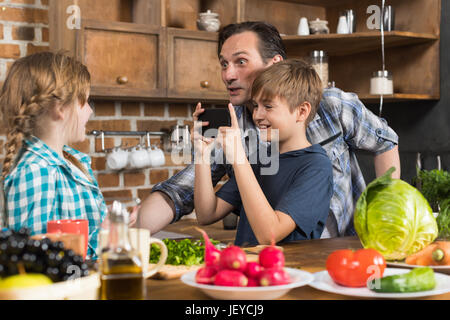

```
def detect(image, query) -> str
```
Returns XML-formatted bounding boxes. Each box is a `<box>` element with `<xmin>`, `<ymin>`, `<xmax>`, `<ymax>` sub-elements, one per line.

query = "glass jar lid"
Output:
<box><xmin>310</xmin><ymin>50</ymin><xmax>327</xmax><ymax>58</ymax></box>
<box><xmin>372</xmin><ymin>70</ymin><xmax>392</xmax><ymax>78</ymax></box>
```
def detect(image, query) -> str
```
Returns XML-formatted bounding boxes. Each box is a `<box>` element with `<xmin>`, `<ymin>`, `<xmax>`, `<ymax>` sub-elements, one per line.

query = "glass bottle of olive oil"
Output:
<box><xmin>99</xmin><ymin>201</ymin><xmax>146</xmax><ymax>300</ymax></box>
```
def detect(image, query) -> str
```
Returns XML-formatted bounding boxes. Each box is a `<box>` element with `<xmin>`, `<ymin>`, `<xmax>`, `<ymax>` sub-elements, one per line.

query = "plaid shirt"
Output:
<box><xmin>153</xmin><ymin>87</ymin><xmax>398</xmax><ymax>237</ymax></box>
<box><xmin>3</xmin><ymin>136</ymin><xmax>107</xmax><ymax>259</ymax></box>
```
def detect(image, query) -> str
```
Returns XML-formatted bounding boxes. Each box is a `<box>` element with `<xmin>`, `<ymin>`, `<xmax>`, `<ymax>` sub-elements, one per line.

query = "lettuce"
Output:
<box><xmin>354</xmin><ymin>167</ymin><xmax>438</xmax><ymax>261</ymax></box>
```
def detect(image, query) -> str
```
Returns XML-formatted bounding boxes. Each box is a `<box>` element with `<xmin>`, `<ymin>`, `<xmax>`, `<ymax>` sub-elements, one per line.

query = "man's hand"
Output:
<box><xmin>193</xmin><ymin>102</ymin><xmax>215</xmax><ymax>163</ymax></box>
<box><xmin>216</xmin><ymin>103</ymin><xmax>246</xmax><ymax>165</ymax></box>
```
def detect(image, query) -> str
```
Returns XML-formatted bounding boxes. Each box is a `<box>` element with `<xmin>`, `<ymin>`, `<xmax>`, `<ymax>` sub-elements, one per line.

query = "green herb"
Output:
<box><xmin>149</xmin><ymin>238</ymin><xmax>219</xmax><ymax>266</ymax></box>
<box><xmin>414</xmin><ymin>169</ymin><xmax>450</xmax><ymax>239</ymax></box>
<box><xmin>436</xmin><ymin>199</ymin><xmax>450</xmax><ymax>240</ymax></box>
<box><xmin>414</xmin><ymin>169</ymin><xmax>450</xmax><ymax>209</ymax></box>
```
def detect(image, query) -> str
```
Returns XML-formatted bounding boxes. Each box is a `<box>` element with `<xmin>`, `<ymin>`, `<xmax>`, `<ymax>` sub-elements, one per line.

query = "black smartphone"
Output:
<box><xmin>197</xmin><ymin>108</ymin><xmax>231</xmax><ymax>137</ymax></box>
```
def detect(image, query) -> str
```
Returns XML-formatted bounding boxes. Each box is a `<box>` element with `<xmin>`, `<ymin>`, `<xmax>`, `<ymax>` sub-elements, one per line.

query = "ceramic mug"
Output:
<box><xmin>106</xmin><ymin>148</ymin><xmax>129</xmax><ymax>170</ymax></box>
<box><xmin>99</xmin><ymin>228</ymin><xmax>168</xmax><ymax>277</ymax></box>
<box><xmin>47</xmin><ymin>219</ymin><xmax>89</xmax><ymax>260</ymax></box>
<box><xmin>149</xmin><ymin>146</ymin><xmax>165</xmax><ymax>167</ymax></box>
<box><xmin>129</xmin><ymin>147</ymin><xmax>151</xmax><ymax>169</ymax></box>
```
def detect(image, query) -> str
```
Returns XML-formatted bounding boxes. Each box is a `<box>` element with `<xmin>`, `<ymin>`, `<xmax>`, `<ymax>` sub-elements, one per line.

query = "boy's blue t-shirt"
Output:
<box><xmin>216</xmin><ymin>144</ymin><xmax>333</xmax><ymax>247</ymax></box>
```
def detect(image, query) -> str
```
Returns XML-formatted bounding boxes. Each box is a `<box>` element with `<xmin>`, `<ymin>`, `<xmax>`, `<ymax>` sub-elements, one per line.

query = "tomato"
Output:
<box><xmin>326</xmin><ymin>249</ymin><xmax>386</xmax><ymax>287</ymax></box>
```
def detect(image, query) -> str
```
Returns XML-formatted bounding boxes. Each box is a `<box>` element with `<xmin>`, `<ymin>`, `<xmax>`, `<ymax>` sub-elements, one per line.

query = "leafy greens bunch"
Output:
<box><xmin>150</xmin><ymin>238</ymin><xmax>219</xmax><ymax>266</ymax></box>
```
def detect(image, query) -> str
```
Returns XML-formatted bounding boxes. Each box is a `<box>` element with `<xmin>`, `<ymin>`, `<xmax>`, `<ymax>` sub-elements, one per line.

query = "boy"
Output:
<box><xmin>193</xmin><ymin>59</ymin><xmax>333</xmax><ymax>246</ymax></box>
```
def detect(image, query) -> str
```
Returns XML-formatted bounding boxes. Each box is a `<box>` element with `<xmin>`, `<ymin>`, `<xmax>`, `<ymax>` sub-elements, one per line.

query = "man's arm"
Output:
<box><xmin>374</xmin><ymin>145</ymin><xmax>401</xmax><ymax>178</ymax></box>
<box><xmin>137</xmin><ymin>191</ymin><xmax>176</xmax><ymax>234</ymax></box>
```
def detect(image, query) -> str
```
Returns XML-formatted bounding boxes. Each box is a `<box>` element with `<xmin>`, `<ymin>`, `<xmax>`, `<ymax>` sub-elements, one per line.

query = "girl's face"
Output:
<box><xmin>68</xmin><ymin>94</ymin><xmax>93</xmax><ymax>144</ymax></box>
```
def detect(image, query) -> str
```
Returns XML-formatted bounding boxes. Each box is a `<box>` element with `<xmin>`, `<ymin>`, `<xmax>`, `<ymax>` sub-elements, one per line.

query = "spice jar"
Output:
<box><xmin>370</xmin><ymin>71</ymin><xmax>393</xmax><ymax>95</ymax></box>
<box><xmin>310</xmin><ymin>50</ymin><xmax>329</xmax><ymax>88</ymax></box>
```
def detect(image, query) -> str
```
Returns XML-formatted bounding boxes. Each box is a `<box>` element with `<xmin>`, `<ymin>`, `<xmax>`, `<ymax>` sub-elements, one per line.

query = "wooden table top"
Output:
<box><xmin>145</xmin><ymin>219</ymin><xmax>450</xmax><ymax>300</ymax></box>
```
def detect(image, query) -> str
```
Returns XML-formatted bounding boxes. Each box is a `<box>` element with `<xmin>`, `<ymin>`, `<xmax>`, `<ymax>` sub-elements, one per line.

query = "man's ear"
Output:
<box><xmin>272</xmin><ymin>54</ymin><xmax>283</xmax><ymax>64</ymax></box>
<box><xmin>296</xmin><ymin>102</ymin><xmax>312</xmax><ymax>122</ymax></box>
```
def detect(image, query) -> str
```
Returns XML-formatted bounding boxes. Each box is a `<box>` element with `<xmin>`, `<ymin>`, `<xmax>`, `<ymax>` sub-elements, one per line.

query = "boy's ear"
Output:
<box><xmin>296</xmin><ymin>102</ymin><xmax>311</xmax><ymax>122</ymax></box>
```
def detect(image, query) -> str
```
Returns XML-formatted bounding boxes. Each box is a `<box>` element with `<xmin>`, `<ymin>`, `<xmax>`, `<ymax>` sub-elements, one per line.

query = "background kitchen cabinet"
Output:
<box><xmin>50</xmin><ymin>0</ymin><xmax>441</xmax><ymax>103</ymax></box>
<box><xmin>76</xmin><ymin>20</ymin><xmax>166</xmax><ymax>99</ymax></box>
<box><xmin>166</xmin><ymin>28</ymin><xmax>226</xmax><ymax>101</ymax></box>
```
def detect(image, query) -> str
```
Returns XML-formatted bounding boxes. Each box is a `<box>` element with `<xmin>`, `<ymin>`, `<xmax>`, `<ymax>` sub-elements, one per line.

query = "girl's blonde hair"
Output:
<box><xmin>0</xmin><ymin>51</ymin><xmax>90</xmax><ymax>179</ymax></box>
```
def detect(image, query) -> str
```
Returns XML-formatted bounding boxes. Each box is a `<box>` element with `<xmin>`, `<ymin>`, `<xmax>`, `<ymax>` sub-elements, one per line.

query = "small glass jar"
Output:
<box><xmin>310</xmin><ymin>50</ymin><xmax>329</xmax><ymax>88</ymax></box>
<box><xmin>370</xmin><ymin>70</ymin><xmax>394</xmax><ymax>95</ymax></box>
<box><xmin>308</xmin><ymin>18</ymin><xmax>329</xmax><ymax>34</ymax></box>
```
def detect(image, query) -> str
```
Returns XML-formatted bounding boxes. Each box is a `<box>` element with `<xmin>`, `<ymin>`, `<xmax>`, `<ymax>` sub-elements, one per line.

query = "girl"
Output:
<box><xmin>0</xmin><ymin>52</ymin><xmax>107</xmax><ymax>260</ymax></box>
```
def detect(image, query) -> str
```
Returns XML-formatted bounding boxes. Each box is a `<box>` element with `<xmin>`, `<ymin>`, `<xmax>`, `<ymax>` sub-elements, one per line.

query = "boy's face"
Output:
<box><xmin>219</xmin><ymin>31</ymin><xmax>272</xmax><ymax>106</ymax></box>
<box><xmin>251</xmin><ymin>95</ymin><xmax>299</xmax><ymax>143</ymax></box>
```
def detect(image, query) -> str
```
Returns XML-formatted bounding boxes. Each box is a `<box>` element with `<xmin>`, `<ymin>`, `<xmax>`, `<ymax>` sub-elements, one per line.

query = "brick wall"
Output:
<box><xmin>0</xmin><ymin>0</ymin><xmax>226</xmax><ymax>213</ymax></box>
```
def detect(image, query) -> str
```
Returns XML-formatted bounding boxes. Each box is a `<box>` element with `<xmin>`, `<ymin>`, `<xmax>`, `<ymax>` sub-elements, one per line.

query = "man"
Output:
<box><xmin>137</xmin><ymin>21</ymin><xmax>400</xmax><ymax>238</ymax></box>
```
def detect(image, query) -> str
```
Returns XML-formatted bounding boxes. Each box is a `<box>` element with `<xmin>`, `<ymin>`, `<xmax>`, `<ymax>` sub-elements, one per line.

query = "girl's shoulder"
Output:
<box><xmin>4</xmin><ymin>150</ymin><xmax>57</xmax><ymax>185</ymax></box>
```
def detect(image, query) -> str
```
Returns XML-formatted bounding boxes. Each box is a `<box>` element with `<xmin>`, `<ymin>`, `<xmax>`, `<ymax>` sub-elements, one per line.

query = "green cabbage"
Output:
<box><xmin>354</xmin><ymin>167</ymin><xmax>438</xmax><ymax>261</ymax></box>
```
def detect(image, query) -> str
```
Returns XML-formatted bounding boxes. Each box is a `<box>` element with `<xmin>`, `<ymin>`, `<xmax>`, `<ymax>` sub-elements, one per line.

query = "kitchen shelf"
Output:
<box><xmin>358</xmin><ymin>93</ymin><xmax>440</xmax><ymax>103</ymax></box>
<box><xmin>282</xmin><ymin>31</ymin><xmax>439</xmax><ymax>57</ymax></box>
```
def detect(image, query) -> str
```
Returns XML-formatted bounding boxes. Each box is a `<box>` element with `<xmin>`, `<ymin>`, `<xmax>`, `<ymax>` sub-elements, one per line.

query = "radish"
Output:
<box><xmin>214</xmin><ymin>270</ymin><xmax>248</xmax><ymax>287</ymax></box>
<box><xmin>195</xmin><ymin>266</ymin><xmax>218</xmax><ymax>284</ymax></box>
<box><xmin>219</xmin><ymin>246</ymin><xmax>247</xmax><ymax>272</ymax></box>
<box><xmin>259</xmin><ymin>267</ymin><xmax>291</xmax><ymax>286</ymax></box>
<box><xmin>244</xmin><ymin>261</ymin><xmax>263</xmax><ymax>279</ymax></box>
<box><xmin>247</xmin><ymin>277</ymin><xmax>260</xmax><ymax>287</ymax></box>
<box><xmin>259</xmin><ymin>236</ymin><xmax>285</xmax><ymax>268</ymax></box>
<box><xmin>196</xmin><ymin>227</ymin><xmax>221</xmax><ymax>267</ymax></box>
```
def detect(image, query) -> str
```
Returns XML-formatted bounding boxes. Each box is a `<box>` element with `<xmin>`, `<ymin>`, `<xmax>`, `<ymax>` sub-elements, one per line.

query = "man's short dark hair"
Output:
<box><xmin>218</xmin><ymin>21</ymin><xmax>287</xmax><ymax>62</ymax></box>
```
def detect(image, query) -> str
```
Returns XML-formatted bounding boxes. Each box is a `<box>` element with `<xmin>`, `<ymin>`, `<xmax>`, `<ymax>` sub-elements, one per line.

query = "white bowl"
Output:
<box><xmin>180</xmin><ymin>267</ymin><xmax>313</xmax><ymax>300</ymax></box>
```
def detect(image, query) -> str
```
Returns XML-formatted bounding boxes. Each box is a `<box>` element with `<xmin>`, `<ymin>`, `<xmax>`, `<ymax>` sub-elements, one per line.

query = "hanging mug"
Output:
<box><xmin>106</xmin><ymin>147</ymin><xmax>129</xmax><ymax>171</ymax></box>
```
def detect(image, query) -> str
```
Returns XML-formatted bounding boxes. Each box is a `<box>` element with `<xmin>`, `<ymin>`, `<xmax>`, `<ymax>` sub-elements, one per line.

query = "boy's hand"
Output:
<box><xmin>217</xmin><ymin>103</ymin><xmax>246</xmax><ymax>165</ymax></box>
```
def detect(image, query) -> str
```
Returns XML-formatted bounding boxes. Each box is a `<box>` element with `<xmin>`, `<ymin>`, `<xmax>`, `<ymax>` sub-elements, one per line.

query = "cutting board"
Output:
<box><xmin>149</xmin><ymin>253</ymin><xmax>259</xmax><ymax>280</ymax></box>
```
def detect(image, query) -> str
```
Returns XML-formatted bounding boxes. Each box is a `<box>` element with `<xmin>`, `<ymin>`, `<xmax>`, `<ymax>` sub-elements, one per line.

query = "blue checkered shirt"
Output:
<box><xmin>3</xmin><ymin>136</ymin><xmax>107</xmax><ymax>259</ymax></box>
<box><xmin>152</xmin><ymin>87</ymin><xmax>399</xmax><ymax>237</ymax></box>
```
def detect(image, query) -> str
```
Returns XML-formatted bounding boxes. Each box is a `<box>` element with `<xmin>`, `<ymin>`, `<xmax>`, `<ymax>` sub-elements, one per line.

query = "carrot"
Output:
<box><xmin>405</xmin><ymin>241</ymin><xmax>450</xmax><ymax>266</ymax></box>
<box><xmin>405</xmin><ymin>243</ymin><xmax>437</xmax><ymax>266</ymax></box>
<box><xmin>431</xmin><ymin>241</ymin><xmax>450</xmax><ymax>265</ymax></box>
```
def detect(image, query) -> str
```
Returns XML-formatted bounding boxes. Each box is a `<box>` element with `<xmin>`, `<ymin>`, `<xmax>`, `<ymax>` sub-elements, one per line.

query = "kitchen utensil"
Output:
<box><xmin>345</xmin><ymin>9</ymin><xmax>356</xmax><ymax>33</ymax></box>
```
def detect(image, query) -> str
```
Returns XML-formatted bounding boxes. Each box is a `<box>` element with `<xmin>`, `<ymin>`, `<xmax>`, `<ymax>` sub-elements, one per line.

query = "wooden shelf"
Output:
<box><xmin>282</xmin><ymin>31</ymin><xmax>439</xmax><ymax>57</ymax></box>
<box><xmin>271</xmin><ymin>0</ymin><xmax>354</xmax><ymax>7</ymax></box>
<box><xmin>358</xmin><ymin>93</ymin><xmax>440</xmax><ymax>103</ymax></box>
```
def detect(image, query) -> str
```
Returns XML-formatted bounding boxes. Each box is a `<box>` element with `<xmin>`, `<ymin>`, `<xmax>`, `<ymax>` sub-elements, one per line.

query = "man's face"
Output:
<box><xmin>219</xmin><ymin>31</ymin><xmax>270</xmax><ymax>106</ymax></box>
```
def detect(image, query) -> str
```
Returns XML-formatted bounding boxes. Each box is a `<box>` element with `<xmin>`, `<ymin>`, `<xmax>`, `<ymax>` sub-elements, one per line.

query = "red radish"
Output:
<box><xmin>259</xmin><ymin>235</ymin><xmax>285</xmax><ymax>268</ymax></box>
<box><xmin>259</xmin><ymin>267</ymin><xmax>291</xmax><ymax>286</ymax></box>
<box><xmin>214</xmin><ymin>270</ymin><xmax>248</xmax><ymax>287</ymax></box>
<box><xmin>244</xmin><ymin>262</ymin><xmax>263</xmax><ymax>279</ymax></box>
<box><xmin>219</xmin><ymin>246</ymin><xmax>247</xmax><ymax>272</ymax></box>
<box><xmin>196</xmin><ymin>227</ymin><xmax>221</xmax><ymax>267</ymax></box>
<box><xmin>195</xmin><ymin>266</ymin><xmax>218</xmax><ymax>284</ymax></box>
<box><xmin>247</xmin><ymin>277</ymin><xmax>260</xmax><ymax>287</ymax></box>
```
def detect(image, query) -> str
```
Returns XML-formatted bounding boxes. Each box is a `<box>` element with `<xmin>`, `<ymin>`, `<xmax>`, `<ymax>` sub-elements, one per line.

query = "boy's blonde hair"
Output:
<box><xmin>0</xmin><ymin>51</ymin><xmax>90</xmax><ymax>179</ymax></box>
<box><xmin>251</xmin><ymin>59</ymin><xmax>323</xmax><ymax>124</ymax></box>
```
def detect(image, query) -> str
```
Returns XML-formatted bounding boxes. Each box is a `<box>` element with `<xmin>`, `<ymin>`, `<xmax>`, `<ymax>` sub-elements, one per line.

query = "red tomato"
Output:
<box><xmin>326</xmin><ymin>249</ymin><xmax>386</xmax><ymax>287</ymax></box>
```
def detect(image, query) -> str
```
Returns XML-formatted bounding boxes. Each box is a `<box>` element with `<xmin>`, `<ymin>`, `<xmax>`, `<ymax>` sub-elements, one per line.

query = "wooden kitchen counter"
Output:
<box><xmin>145</xmin><ymin>219</ymin><xmax>450</xmax><ymax>300</ymax></box>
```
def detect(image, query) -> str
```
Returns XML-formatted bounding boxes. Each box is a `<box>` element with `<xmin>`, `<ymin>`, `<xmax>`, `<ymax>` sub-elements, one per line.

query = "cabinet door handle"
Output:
<box><xmin>117</xmin><ymin>76</ymin><xmax>129</xmax><ymax>85</ymax></box>
<box><xmin>200</xmin><ymin>81</ymin><xmax>210</xmax><ymax>88</ymax></box>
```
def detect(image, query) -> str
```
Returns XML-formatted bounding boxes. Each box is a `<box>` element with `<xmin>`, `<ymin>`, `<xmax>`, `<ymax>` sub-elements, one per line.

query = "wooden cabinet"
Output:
<box><xmin>76</xmin><ymin>20</ymin><xmax>166</xmax><ymax>99</ymax></box>
<box><xmin>50</xmin><ymin>0</ymin><xmax>441</xmax><ymax>103</ymax></box>
<box><xmin>166</xmin><ymin>28</ymin><xmax>227</xmax><ymax>101</ymax></box>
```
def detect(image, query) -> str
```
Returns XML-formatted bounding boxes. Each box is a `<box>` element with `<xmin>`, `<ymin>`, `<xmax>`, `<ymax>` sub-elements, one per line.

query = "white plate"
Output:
<box><xmin>387</xmin><ymin>262</ymin><xmax>450</xmax><ymax>274</ymax></box>
<box><xmin>309</xmin><ymin>268</ymin><xmax>450</xmax><ymax>299</ymax></box>
<box><xmin>180</xmin><ymin>267</ymin><xmax>314</xmax><ymax>300</ymax></box>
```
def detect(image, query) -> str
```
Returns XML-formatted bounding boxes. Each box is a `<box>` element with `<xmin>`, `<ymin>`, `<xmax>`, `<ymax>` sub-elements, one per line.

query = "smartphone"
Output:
<box><xmin>197</xmin><ymin>108</ymin><xmax>231</xmax><ymax>137</ymax></box>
